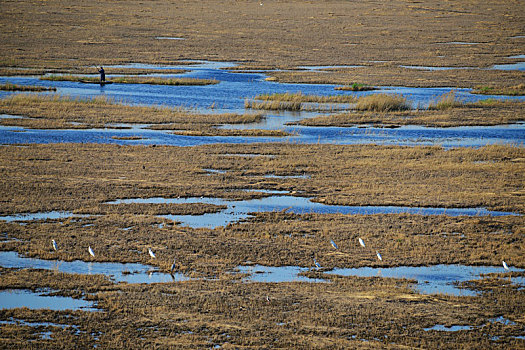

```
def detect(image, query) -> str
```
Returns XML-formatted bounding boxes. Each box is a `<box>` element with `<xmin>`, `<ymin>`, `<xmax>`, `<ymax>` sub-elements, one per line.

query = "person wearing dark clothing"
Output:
<box><xmin>98</xmin><ymin>67</ymin><xmax>105</xmax><ymax>82</ymax></box>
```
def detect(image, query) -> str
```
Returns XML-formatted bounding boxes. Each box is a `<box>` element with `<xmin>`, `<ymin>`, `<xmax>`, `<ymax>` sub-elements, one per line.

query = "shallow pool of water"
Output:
<box><xmin>0</xmin><ymin>211</ymin><xmax>89</xmax><ymax>222</ymax></box>
<box><xmin>236</xmin><ymin>265</ymin><xmax>326</xmax><ymax>283</ymax></box>
<box><xmin>236</xmin><ymin>263</ymin><xmax>523</xmax><ymax>296</ymax></box>
<box><xmin>326</xmin><ymin>265</ymin><xmax>523</xmax><ymax>296</ymax></box>
<box><xmin>0</xmin><ymin>289</ymin><xmax>96</xmax><ymax>311</ymax></box>
<box><xmin>0</xmin><ymin>251</ymin><xmax>184</xmax><ymax>284</ymax></box>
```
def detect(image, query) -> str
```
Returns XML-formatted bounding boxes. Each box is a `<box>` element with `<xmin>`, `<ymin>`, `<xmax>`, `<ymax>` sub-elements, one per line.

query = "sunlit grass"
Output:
<box><xmin>355</xmin><ymin>93</ymin><xmax>411</xmax><ymax>111</ymax></box>
<box><xmin>335</xmin><ymin>83</ymin><xmax>376</xmax><ymax>91</ymax></box>
<box><xmin>0</xmin><ymin>82</ymin><xmax>56</xmax><ymax>92</ymax></box>
<box><xmin>427</xmin><ymin>91</ymin><xmax>464</xmax><ymax>110</ymax></box>
<box><xmin>40</xmin><ymin>74</ymin><xmax>219</xmax><ymax>86</ymax></box>
<box><xmin>472</xmin><ymin>84</ymin><xmax>525</xmax><ymax>96</ymax></box>
<box><xmin>255</xmin><ymin>92</ymin><xmax>358</xmax><ymax>103</ymax></box>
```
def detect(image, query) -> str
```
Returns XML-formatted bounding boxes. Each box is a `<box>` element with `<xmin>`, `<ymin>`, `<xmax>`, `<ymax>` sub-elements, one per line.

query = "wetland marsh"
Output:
<box><xmin>1</xmin><ymin>0</ymin><xmax>524</xmax><ymax>348</ymax></box>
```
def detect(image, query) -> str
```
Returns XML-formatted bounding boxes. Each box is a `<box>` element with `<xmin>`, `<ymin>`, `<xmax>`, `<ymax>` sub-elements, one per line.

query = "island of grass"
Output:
<box><xmin>335</xmin><ymin>83</ymin><xmax>376</xmax><ymax>91</ymax></box>
<box><xmin>0</xmin><ymin>94</ymin><xmax>282</xmax><ymax>136</ymax></box>
<box><xmin>472</xmin><ymin>84</ymin><xmax>525</xmax><ymax>96</ymax></box>
<box><xmin>245</xmin><ymin>92</ymin><xmax>359</xmax><ymax>111</ymax></box>
<box><xmin>0</xmin><ymin>82</ymin><xmax>56</xmax><ymax>92</ymax></box>
<box><xmin>40</xmin><ymin>74</ymin><xmax>219</xmax><ymax>86</ymax></box>
<box><xmin>245</xmin><ymin>92</ymin><xmax>410</xmax><ymax>112</ymax></box>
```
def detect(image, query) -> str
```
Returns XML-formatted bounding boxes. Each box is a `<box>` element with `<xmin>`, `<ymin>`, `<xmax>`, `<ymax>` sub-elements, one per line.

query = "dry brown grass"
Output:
<box><xmin>0</xmin><ymin>266</ymin><xmax>523</xmax><ymax>349</ymax></box>
<box><xmin>354</xmin><ymin>93</ymin><xmax>410</xmax><ymax>112</ymax></box>
<box><xmin>255</xmin><ymin>92</ymin><xmax>358</xmax><ymax>104</ymax></box>
<box><xmin>473</xmin><ymin>84</ymin><xmax>525</xmax><ymax>96</ymax></box>
<box><xmin>428</xmin><ymin>91</ymin><xmax>464</xmax><ymax>110</ymax></box>
<box><xmin>1</xmin><ymin>143</ymin><xmax>523</xmax><ymax>216</ymax></box>
<box><xmin>0</xmin><ymin>82</ymin><xmax>56</xmax><ymax>92</ymax></box>
<box><xmin>0</xmin><ymin>142</ymin><xmax>524</xmax><ymax>348</ymax></box>
<box><xmin>0</xmin><ymin>95</ymin><xmax>268</xmax><ymax>134</ymax></box>
<box><xmin>1</xmin><ymin>0</ymin><xmax>524</xmax><ymax>88</ymax></box>
<box><xmin>298</xmin><ymin>100</ymin><xmax>525</xmax><ymax>127</ymax></box>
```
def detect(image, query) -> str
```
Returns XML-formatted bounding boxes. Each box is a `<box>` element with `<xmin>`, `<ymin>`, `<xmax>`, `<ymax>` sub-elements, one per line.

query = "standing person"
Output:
<box><xmin>98</xmin><ymin>66</ymin><xmax>105</xmax><ymax>82</ymax></box>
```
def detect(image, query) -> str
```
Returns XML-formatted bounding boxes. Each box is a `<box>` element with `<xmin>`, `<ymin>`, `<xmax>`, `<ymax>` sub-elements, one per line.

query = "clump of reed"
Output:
<box><xmin>472</xmin><ymin>84</ymin><xmax>525</xmax><ymax>96</ymax></box>
<box><xmin>40</xmin><ymin>74</ymin><xmax>219</xmax><ymax>86</ymax></box>
<box><xmin>255</xmin><ymin>92</ymin><xmax>357</xmax><ymax>103</ymax></box>
<box><xmin>335</xmin><ymin>83</ymin><xmax>376</xmax><ymax>91</ymax></box>
<box><xmin>0</xmin><ymin>82</ymin><xmax>56</xmax><ymax>92</ymax></box>
<box><xmin>354</xmin><ymin>93</ymin><xmax>411</xmax><ymax>111</ymax></box>
<box><xmin>427</xmin><ymin>91</ymin><xmax>464</xmax><ymax>110</ymax></box>
<box><xmin>245</xmin><ymin>99</ymin><xmax>302</xmax><ymax>111</ymax></box>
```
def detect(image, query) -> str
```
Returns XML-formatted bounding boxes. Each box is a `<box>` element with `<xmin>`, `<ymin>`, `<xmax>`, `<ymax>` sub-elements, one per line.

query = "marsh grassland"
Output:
<box><xmin>1</xmin><ymin>0</ymin><xmax>525</xmax><ymax>348</ymax></box>
<box><xmin>0</xmin><ymin>143</ymin><xmax>524</xmax><ymax>349</ymax></box>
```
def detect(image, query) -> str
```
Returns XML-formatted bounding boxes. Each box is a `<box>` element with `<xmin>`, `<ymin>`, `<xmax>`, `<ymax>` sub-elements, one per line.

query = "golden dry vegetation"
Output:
<box><xmin>0</xmin><ymin>95</ymin><xmax>279</xmax><ymax>136</ymax></box>
<box><xmin>298</xmin><ymin>100</ymin><xmax>525</xmax><ymax>127</ymax></box>
<box><xmin>0</xmin><ymin>266</ymin><xmax>524</xmax><ymax>349</ymax></box>
<box><xmin>1</xmin><ymin>0</ymin><xmax>525</xmax><ymax>348</ymax></box>
<box><xmin>1</xmin><ymin>0</ymin><xmax>524</xmax><ymax>88</ymax></box>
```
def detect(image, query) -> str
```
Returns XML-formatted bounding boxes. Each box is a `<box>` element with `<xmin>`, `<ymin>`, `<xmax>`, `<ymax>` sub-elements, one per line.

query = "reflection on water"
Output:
<box><xmin>236</xmin><ymin>265</ymin><xmax>326</xmax><ymax>283</ymax></box>
<box><xmin>0</xmin><ymin>289</ymin><xmax>96</xmax><ymax>311</ymax></box>
<box><xmin>0</xmin><ymin>251</ymin><xmax>184</xmax><ymax>284</ymax></box>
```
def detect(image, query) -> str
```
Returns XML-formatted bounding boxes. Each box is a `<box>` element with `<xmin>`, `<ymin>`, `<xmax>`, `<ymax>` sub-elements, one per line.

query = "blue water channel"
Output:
<box><xmin>0</xmin><ymin>289</ymin><xmax>96</xmax><ymax>311</ymax></box>
<box><xmin>105</xmin><ymin>194</ymin><xmax>519</xmax><ymax>229</ymax></box>
<box><xmin>1</xmin><ymin>60</ymin><xmax>524</xmax><ymax>147</ymax></box>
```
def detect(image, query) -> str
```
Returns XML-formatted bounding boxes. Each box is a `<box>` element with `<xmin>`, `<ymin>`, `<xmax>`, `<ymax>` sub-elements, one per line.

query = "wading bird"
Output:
<box><xmin>170</xmin><ymin>258</ymin><xmax>176</xmax><ymax>275</ymax></box>
<box><xmin>330</xmin><ymin>240</ymin><xmax>338</xmax><ymax>249</ymax></box>
<box><xmin>148</xmin><ymin>248</ymin><xmax>156</xmax><ymax>258</ymax></box>
<box><xmin>503</xmin><ymin>260</ymin><xmax>509</xmax><ymax>271</ymax></box>
<box><xmin>376</xmin><ymin>250</ymin><xmax>382</xmax><ymax>261</ymax></box>
<box><xmin>313</xmin><ymin>258</ymin><xmax>321</xmax><ymax>269</ymax></box>
<box><xmin>88</xmin><ymin>246</ymin><xmax>95</xmax><ymax>257</ymax></box>
<box><xmin>52</xmin><ymin>239</ymin><xmax>57</xmax><ymax>251</ymax></box>
<box><xmin>358</xmin><ymin>238</ymin><xmax>366</xmax><ymax>248</ymax></box>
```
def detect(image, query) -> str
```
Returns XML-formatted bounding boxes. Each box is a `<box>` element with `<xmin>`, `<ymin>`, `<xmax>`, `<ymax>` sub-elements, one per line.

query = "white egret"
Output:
<box><xmin>88</xmin><ymin>246</ymin><xmax>95</xmax><ymax>257</ymax></box>
<box><xmin>376</xmin><ymin>250</ymin><xmax>382</xmax><ymax>261</ymax></box>
<box><xmin>52</xmin><ymin>239</ymin><xmax>57</xmax><ymax>251</ymax></box>
<box><xmin>502</xmin><ymin>260</ymin><xmax>509</xmax><ymax>271</ymax></box>
<box><xmin>266</xmin><ymin>295</ymin><xmax>270</xmax><ymax>303</ymax></box>
<box><xmin>358</xmin><ymin>238</ymin><xmax>366</xmax><ymax>248</ymax></box>
<box><xmin>148</xmin><ymin>248</ymin><xmax>156</xmax><ymax>258</ymax></box>
<box><xmin>330</xmin><ymin>240</ymin><xmax>338</xmax><ymax>249</ymax></box>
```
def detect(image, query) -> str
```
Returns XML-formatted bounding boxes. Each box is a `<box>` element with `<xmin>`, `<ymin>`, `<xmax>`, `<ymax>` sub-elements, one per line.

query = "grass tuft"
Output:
<box><xmin>254</xmin><ymin>92</ymin><xmax>357</xmax><ymax>103</ymax></box>
<box><xmin>335</xmin><ymin>83</ymin><xmax>376</xmax><ymax>91</ymax></box>
<box><xmin>245</xmin><ymin>99</ymin><xmax>302</xmax><ymax>111</ymax></box>
<box><xmin>427</xmin><ymin>91</ymin><xmax>464</xmax><ymax>110</ymax></box>
<box><xmin>354</xmin><ymin>93</ymin><xmax>411</xmax><ymax>111</ymax></box>
<box><xmin>472</xmin><ymin>84</ymin><xmax>525</xmax><ymax>96</ymax></box>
